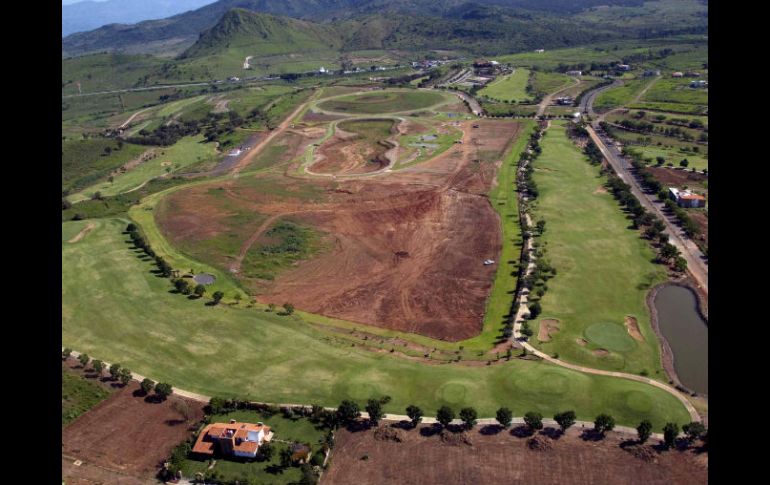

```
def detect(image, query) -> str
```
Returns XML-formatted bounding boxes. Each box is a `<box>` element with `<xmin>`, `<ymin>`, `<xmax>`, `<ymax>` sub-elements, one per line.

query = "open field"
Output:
<box><xmin>530</xmin><ymin>122</ymin><xmax>668</xmax><ymax>377</ymax></box>
<box><xmin>529</xmin><ymin>71</ymin><xmax>573</xmax><ymax>98</ymax></box>
<box><xmin>62</xmin><ymin>378</ymin><xmax>205</xmax><ymax>485</ymax></box>
<box><xmin>639</xmin><ymin>77</ymin><xmax>708</xmax><ymax>110</ymax></box>
<box><xmin>69</xmin><ymin>135</ymin><xmax>219</xmax><ymax>202</ymax></box>
<box><xmin>155</xmin><ymin>119</ymin><xmax>517</xmax><ymax>340</ymax></box>
<box><xmin>478</xmin><ymin>68</ymin><xmax>532</xmax><ymax>102</ymax></box>
<box><xmin>322</xmin><ymin>423</ymin><xmax>707</xmax><ymax>485</ymax></box>
<box><xmin>594</xmin><ymin>79</ymin><xmax>650</xmax><ymax>111</ymax></box>
<box><xmin>317</xmin><ymin>89</ymin><xmax>448</xmax><ymax>114</ymax></box>
<box><xmin>62</xmin><ymin>361</ymin><xmax>113</xmax><ymax>426</ymax></box>
<box><xmin>63</xmin><ymin>139</ymin><xmax>148</xmax><ymax>193</ymax></box>
<box><xmin>61</xmin><ymin>218</ymin><xmax>690</xmax><ymax>427</ymax></box>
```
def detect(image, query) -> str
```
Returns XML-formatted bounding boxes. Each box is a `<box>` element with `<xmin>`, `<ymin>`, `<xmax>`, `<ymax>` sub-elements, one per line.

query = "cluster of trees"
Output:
<box><xmin>172</xmin><ymin>278</ymin><xmax>207</xmax><ymax>298</ymax></box>
<box><xmin>663</xmin><ymin>198</ymin><xmax>701</xmax><ymax>239</ymax></box>
<box><xmin>516</xmin><ymin>128</ymin><xmax>543</xmax><ymax>198</ymax></box>
<box><xmin>126</xmin><ymin>223</ymin><xmax>172</xmax><ymax>277</ymax></box>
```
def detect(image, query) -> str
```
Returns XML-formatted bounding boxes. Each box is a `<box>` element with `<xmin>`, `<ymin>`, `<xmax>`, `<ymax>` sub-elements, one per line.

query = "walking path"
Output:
<box><xmin>63</xmin><ymin>348</ymin><xmax>671</xmax><ymax>440</ymax></box>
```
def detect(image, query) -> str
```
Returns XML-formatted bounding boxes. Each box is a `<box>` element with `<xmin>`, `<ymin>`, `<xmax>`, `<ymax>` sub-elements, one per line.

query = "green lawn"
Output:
<box><xmin>62</xmin><ymin>217</ymin><xmax>689</xmax><ymax>429</ymax></box>
<box><xmin>62</xmin><ymin>364</ymin><xmax>112</xmax><ymax>426</ymax></box>
<box><xmin>529</xmin><ymin>121</ymin><xmax>668</xmax><ymax>377</ymax></box>
<box><xmin>529</xmin><ymin>71</ymin><xmax>573</xmax><ymax>98</ymax></box>
<box><xmin>594</xmin><ymin>79</ymin><xmax>649</xmax><ymax>111</ymax></box>
<box><xmin>69</xmin><ymin>135</ymin><xmax>219</xmax><ymax>202</ymax></box>
<box><xmin>317</xmin><ymin>89</ymin><xmax>447</xmax><ymax>114</ymax></box>
<box><xmin>180</xmin><ymin>409</ymin><xmax>326</xmax><ymax>485</ymax></box>
<box><xmin>479</xmin><ymin>68</ymin><xmax>532</xmax><ymax>102</ymax></box>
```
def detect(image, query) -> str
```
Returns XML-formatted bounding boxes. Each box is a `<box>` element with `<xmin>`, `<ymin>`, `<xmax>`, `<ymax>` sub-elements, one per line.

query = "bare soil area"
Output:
<box><xmin>321</xmin><ymin>424</ymin><xmax>707</xmax><ymax>485</ymax></box>
<box><xmin>157</xmin><ymin>120</ymin><xmax>521</xmax><ymax>341</ymax></box>
<box><xmin>68</xmin><ymin>222</ymin><xmax>96</xmax><ymax>243</ymax></box>
<box><xmin>537</xmin><ymin>319</ymin><xmax>561</xmax><ymax>342</ymax></box>
<box><xmin>646</xmin><ymin>167</ymin><xmax>708</xmax><ymax>193</ymax></box>
<box><xmin>62</xmin><ymin>381</ymin><xmax>205</xmax><ymax>485</ymax></box>
<box><xmin>625</xmin><ymin>315</ymin><xmax>645</xmax><ymax>342</ymax></box>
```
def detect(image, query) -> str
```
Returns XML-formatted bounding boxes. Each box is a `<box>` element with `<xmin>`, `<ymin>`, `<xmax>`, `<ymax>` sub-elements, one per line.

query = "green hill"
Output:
<box><xmin>182</xmin><ymin>9</ymin><xmax>343</xmax><ymax>59</ymax></box>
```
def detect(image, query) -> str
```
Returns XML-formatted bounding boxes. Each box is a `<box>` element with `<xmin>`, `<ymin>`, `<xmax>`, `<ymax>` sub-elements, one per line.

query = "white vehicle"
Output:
<box><xmin>483</xmin><ymin>259</ymin><xmax>495</xmax><ymax>265</ymax></box>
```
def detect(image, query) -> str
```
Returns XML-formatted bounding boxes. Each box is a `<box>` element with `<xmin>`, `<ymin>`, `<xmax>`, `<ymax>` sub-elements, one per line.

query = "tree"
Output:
<box><xmin>659</xmin><ymin>243</ymin><xmax>679</xmax><ymax>261</ymax></box>
<box><xmin>78</xmin><ymin>353</ymin><xmax>90</xmax><ymax>367</ymax></box>
<box><xmin>673</xmin><ymin>256</ymin><xmax>688</xmax><ymax>272</ymax></box>
<box><xmin>655</xmin><ymin>156</ymin><xmax>666</xmax><ymax>165</ymax></box>
<box><xmin>280</xmin><ymin>447</ymin><xmax>293</xmax><ymax>468</ymax></box>
<box><xmin>459</xmin><ymin>407</ymin><xmax>478</xmax><ymax>430</ymax></box>
<box><xmin>406</xmin><ymin>405</ymin><xmax>423</xmax><ymax>428</ymax></box>
<box><xmin>523</xmin><ymin>412</ymin><xmax>543</xmax><ymax>432</ymax></box>
<box><xmin>636</xmin><ymin>420</ymin><xmax>653</xmax><ymax>443</ymax></box>
<box><xmin>92</xmin><ymin>360</ymin><xmax>104</xmax><ymax>374</ymax></box>
<box><xmin>141</xmin><ymin>378</ymin><xmax>155</xmax><ymax>395</ymax></box>
<box><xmin>212</xmin><ymin>291</ymin><xmax>224</xmax><ymax>304</ymax></box>
<box><xmin>259</xmin><ymin>442</ymin><xmax>274</xmax><ymax>461</ymax></box>
<box><xmin>679</xmin><ymin>159</ymin><xmax>689</xmax><ymax>168</ymax></box>
<box><xmin>496</xmin><ymin>407</ymin><xmax>513</xmax><ymax>428</ymax></box>
<box><xmin>109</xmin><ymin>363</ymin><xmax>122</xmax><ymax>380</ymax></box>
<box><xmin>267</xmin><ymin>303</ymin><xmax>276</xmax><ymax>312</ymax></box>
<box><xmin>119</xmin><ymin>368</ymin><xmax>132</xmax><ymax>386</ymax></box>
<box><xmin>528</xmin><ymin>301</ymin><xmax>542</xmax><ymax>319</ymax></box>
<box><xmin>283</xmin><ymin>303</ymin><xmax>295</xmax><ymax>315</ymax></box>
<box><xmin>663</xmin><ymin>422</ymin><xmax>679</xmax><ymax>449</ymax></box>
<box><xmin>336</xmin><ymin>400</ymin><xmax>360</xmax><ymax>426</ymax></box>
<box><xmin>521</xmin><ymin>322</ymin><xmax>534</xmax><ymax>338</ymax></box>
<box><xmin>365</xmin><ymin>399</ymin><xmax>384</xmax><ymax>427</ymax></box>
<box><xmin>174</xmin><ymin>279</ymin><xmax>190</xmax><ymax>294</ymax></box>
<box><xmin>194</xmin><ymin>284</ymin><xmax>206</xmax><ymax>297</ymax></box>
<box><xmin>535</xmin><ymin>219</ymin><xmax>546</xmax><ymax>234</ymax></box>
<box><xmin>682</xmin><ymin>421</ymin><xmax>706</xmax><ymax>442</ymax></box>
<box><xmin>436</xmin><ymin>406</ymin><xmax>455</xmax><ymax>428</ymax></box>
<box><xmin>154</xmin><ymin>382</ymin><xmax>173</xmax><ymax>401</ymax></box>
<box><xmin>554</xmin><ymin>410</ymin><xmax>576</xmax><ymax>433</ymax></box>
<box><xmin>126</xmin><ymin>223</ymin><xmax>137</xmax><ymax>232</ymax></box>
<box><xmin>62</xmin><ymin>348</ymin><xmax>72</xmax><ymax>359</ymax></box>
<box><xmin>594</xmin><ymin>414</ymin><xmax>615</xmax><ymax>434</ymax></box>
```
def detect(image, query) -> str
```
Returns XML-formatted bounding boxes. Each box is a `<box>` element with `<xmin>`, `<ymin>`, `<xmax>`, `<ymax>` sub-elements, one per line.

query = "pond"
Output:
<box><xmin>654</xmin><ymin>285</ymin><xmax>708</xmax><ymax>395</ymax></box>
<box><xmin>193</xmin><ymin>273</ymin><xmax>216</xmax><ymax>285</ymax></box>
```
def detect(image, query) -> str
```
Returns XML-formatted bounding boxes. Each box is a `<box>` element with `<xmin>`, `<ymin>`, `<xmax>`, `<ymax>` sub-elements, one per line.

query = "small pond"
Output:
<box><xmin>193</xmin><ymin>273</ymin><xmax>216</xmax><ymax>285</ymax></box>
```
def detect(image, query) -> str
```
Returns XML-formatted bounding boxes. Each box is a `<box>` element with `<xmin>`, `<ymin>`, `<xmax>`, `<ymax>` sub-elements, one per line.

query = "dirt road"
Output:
<box><xmin>537</xmin><ymin>77</ymin><xmax>581</xmax><ymax>117</ymax></box>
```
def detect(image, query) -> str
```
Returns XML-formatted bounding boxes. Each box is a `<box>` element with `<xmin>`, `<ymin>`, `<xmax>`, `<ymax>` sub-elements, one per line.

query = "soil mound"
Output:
<box><xmin>440</xmin><ymin>430</ymin><xmax>473</xmax><ymax>446</ymax></box>
<box><xmin>374</xmin><ymin>427</ymin><xmax>403</xmax><ymax>442</ymax></box>
<box><xmin>527</xmin><ymin>435</ymin><xmax>554</xmax><ymax>452</ymax></box>
<box><xmin>624</xmin><ymin>444</ymin><xmax>657</xmax><ymax>463</ymax></box>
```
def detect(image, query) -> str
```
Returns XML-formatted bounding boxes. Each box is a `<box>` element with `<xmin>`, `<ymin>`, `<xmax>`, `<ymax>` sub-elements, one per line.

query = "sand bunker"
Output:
<box><xmin>537</xmin><ymin>319</ymin><xmax>561</xmax><ymax>342</ymax></box>
<box><xmin>575</xmin><ymin>338</ymin><xmax>588</xmax><ymax>346</ymax></box>
<box><xmin>68</xmin><ymin>223</ymin><xmax>95</xmax><ymax>243</ymax></box>
<box><xmin>624</xmin><ymin>316</ymin><xmax>644</xmax><ymax>342</ymax></box>
<box><xmin>593</xmin><ymin>349</ymin><xmax>610</xmax><ymax>357</ymax></box>
<box><xmin>593</xmin><ymin>186</ymin><xmax>608</xmax><ymax>194</ymax></box>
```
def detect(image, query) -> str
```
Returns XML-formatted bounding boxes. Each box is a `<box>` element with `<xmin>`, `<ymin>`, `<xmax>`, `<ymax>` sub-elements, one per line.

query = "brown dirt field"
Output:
<box><xmin>624</xmin><ymin>315</ymin><xmax>645</xmax><ymax>342</ymax></box>
<box><xmin>689</xmin><ymin>210</ymin><xmax>708</xmax><ymax>247</ymax></box>
<box><xmin>312</xmin><ymin>127</ymin><xmax>391</xmax><ymax>175</ymax></box>
<box><xmin>68</xmin><ymin>222</ymin><xmax>96</xmax><ymax>243</ymax></box>
<box><xmin>646</xmin><ymin>167</ymin><xmax>708</xmax><ymax>193</ymax></box>
<box><xmin>301</xmin><ymin>111</ymin><xmax>346</xmax><ymax>123</ymax></box>
<box><xmin>156</xmin><ymin>120</ymin><xmax>522</xmax><ymax>341</ymax></box>
<box><xmin>321</xmin><ymin>425</ymin><xmax>707</xmax><ymax>485</ymax></box>
<box><xmin>62</xmin><ymin>382</ymin><xmax>205</xmax><ymax>485</ymax></box>
<box><xmin>537</xmin><ymin>319</ymin><xmax>560</xmax><ymax>342</ymax></box>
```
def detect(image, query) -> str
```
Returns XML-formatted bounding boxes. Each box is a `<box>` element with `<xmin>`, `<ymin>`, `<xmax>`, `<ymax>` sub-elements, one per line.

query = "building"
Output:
<box><xmin>668</xmin><ymin>188</ymin><xmax>706</xmax><ymax>208</ymax></box>
<box><xmin>616</xmin><ymin>64</ymin><xmax>631</xmax><ymax>71</ymax></box>
<box><xmin>535</xmin><ymin>49</ymin><xmax>545</xmax><ymax>53</ymax></box>
<box><xmin>290</xmin><ymin>443</ymin><xmax>312</xmax><ymax>464</ymax></box>
<box><xmin>685</xmin><ymin>71</ymin><xmax>701</xmax><ymax>77</ymax></box>
<box><xmin>672</xmin><ymin>71</ymin><xmax>684</xmax><ymax>78</ymax></box>
<box><xmin>643</xmin><ymin>70</ymin><xmax>661</xmax><ymax>77</ymax></box>
<box><xmin>566</xmin><ymin>70</ymin><xmax>582</xmax><ymax>76</ymax></box>
<box><xmin>690</xmin><ymin>80</ymin><xmax>708</xmax><ymax>88</ymax></box>
<box><xmin>556</xmin><ymin>96</ymin><xmax>574</xmax><ymax>105</ymax></box>
<box><xmin>319</xmin><ymin>66</ymin><xmax>327</xmax><ymax>74</ymax></box>
<box><xmin>192</xmin><ymin>420</ymin><xmax>273</xmax><ymax>459</ymax></box>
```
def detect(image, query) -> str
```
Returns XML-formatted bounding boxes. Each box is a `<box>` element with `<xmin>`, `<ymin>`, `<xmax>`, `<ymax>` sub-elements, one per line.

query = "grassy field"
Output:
<box><xmin>637</xmin><ymin>77</ymin><xmax>708</xmax><ymax>112</ymax></box>
<box><xmin>62</xmin><ymin>138</ymin><xmax>148</xmax><ymax>193</ymax></box>
<box><xmin>62</xmin><ymin>218</ymin><xmax>689</xmax><ymax>428</ymax></box>
<box><xmin>529</xmin><ymin>71</ymin><xmax>573</xmax><ymax>98</ymax></box>
<box><xmin>181</xmin><ymin>409</ymin><xmax>326</xmax><ymax>485</ymax></box>
<box><xmin>69</xmin><ymin>135</ymin><xmax>219</xmax><ymax>202</ymax></box>
<box><xmin>626</xmin><ymin>145</ymin><xmax>708</xmax><ymax>172</ymax></box>
<box><xmin>318</xmin><ymin>90</ymin><xmax>447</xmax><ymax>114</ymax></box>
<box><xmin>594</xmin><ymin>79</ymin><xmax>650</xmax><ymax>111</ymax></box>
<box><xmin>62</xmin><ymin>364</ymin><xmax>112</xmax><ymax>426</ymax></box>
<box><xmin>529</xmin><ymin>121</ymin><xmax>668</xmax><ymax>377</ymax></box>
<box><xmin>478</xmin><ymin>68</ymin><xmax>532</xmax><ymax>102</ymax></box>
